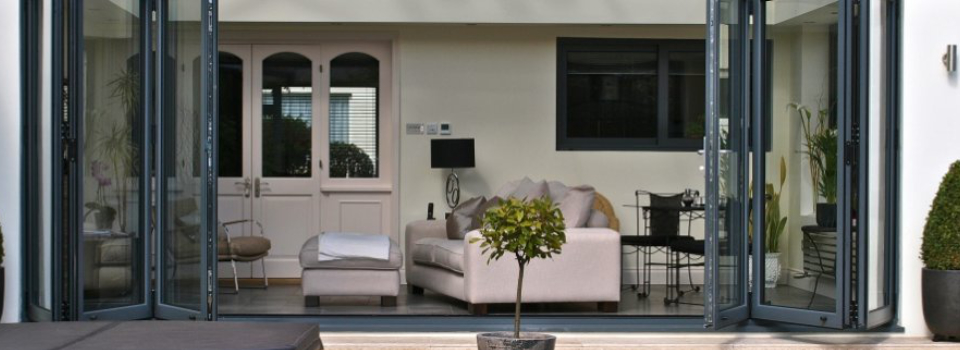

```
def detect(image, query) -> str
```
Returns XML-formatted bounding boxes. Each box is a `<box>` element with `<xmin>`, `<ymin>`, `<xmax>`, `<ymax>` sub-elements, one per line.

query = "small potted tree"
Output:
<box><xmin>471</xmin><ymin>197</ymin><xmax>566</xmax><ymax>350</ymax></box>
<box><xmin>921</xmin><ymin>160</ymin><xmax>960</xmax><ymax>341</ymax></box>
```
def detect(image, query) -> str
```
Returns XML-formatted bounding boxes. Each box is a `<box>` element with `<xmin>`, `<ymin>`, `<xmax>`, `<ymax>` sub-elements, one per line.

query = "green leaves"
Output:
<box><xmin>788</xmin><ymin>102</ymin><xmax>838</xmax><ymax>204</ymax></box>
<box><xmin>470</xmin><ymin>197</ymin><xmax>567</xmax><ymax>266</ymax></box>
<box><xmin>765</xmin><ymin>157</ymin><xmax>788</xmax><ymax>253</ymax></box>
<box><xmin>922</xmin><ymin>161</ymin><xmax>960</xmax><ymax>270</ymax></box>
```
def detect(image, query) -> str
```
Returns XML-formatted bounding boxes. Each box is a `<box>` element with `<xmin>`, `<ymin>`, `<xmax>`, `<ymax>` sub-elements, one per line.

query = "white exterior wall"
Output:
<box><xmin>0</xmin><ymin>0</ymin><xmax>21</xmax><ymax>324</ymax></box>
<box><xmin>899</xmin><ymin>0</ymin><xmax>960</xmax><ymax>336</ymax></box>
<box><xmin>0</xmin><ymin>0</ymin><xmax>952</xmax><ymax>337</ymax></box>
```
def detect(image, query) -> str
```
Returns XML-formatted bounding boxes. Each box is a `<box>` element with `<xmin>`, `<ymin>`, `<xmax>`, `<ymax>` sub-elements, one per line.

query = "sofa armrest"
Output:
<box><xmin>463</xmin><ymin>227</ymin><xmax>621</xmax><ymax>304</ymax></box>
<box><xmin>404</xmin><ymin>220</ymin><xmax>448</xmax><ymax>272</ymax></box>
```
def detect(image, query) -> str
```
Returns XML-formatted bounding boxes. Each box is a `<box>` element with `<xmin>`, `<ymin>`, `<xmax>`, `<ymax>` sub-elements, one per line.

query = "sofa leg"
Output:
<box><xmin>304</xmin><ymin>296</ymin><xmax>320</xmax><ymax>307</ymax></box>
<box><xmin>598</xmin><ymin>302</ymin><xmax>619</xmax><ymax>313</ymax></box>
<box><xmin>468</xmin><ymin>303</ymin><xmax>488</xmax><ymax>316</ymax></box>
<box><xmin>381</xmin><ymin>296</ymin><xmax>397</xmax><ymax>307</ymax></box>
<box><xmin>408</xmin><ymin>284</ymin><xmax>425</xmax><ymax>295</ymax></box>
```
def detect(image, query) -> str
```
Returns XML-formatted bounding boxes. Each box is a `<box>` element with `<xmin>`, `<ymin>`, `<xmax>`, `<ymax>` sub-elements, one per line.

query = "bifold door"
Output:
<box><xmin>705</xmin><ymin>0</ymin><xmax>897</xmax><ymax>330</ymax></box>
<box><xmin>53</xmin><ymin>0</ymin><xmax>219</xmax><ymax>321</ymax></box>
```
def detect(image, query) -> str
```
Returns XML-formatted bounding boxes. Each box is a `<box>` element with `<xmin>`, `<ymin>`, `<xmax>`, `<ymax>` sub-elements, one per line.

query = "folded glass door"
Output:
<box><xmin>155</xmin><ymin>0</ymin><xmax>219</xmax><ymax>320</ymax></box>
<box><xmin>67</xmin><ymin>0</ymin><xmax>153</xmax><ymax>321</ymax></box>
<box><xmin>749</xmin><ymin>0</ymin><xmax>848</xmax><ymax>329</ymax></box>
<box><xmin>704</xmin><ymin>0</ymin><xmax>750</xmax><ymax>330</ymax></box>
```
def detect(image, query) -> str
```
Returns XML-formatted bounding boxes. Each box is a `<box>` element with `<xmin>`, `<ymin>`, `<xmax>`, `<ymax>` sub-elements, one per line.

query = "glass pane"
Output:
<box><xmin>668</xmin><ymin>51</ymin><xmax>706</xmax><ymax>140</ymax></box>
<box><xmin>219</xmin><ymin>52</ymin><xmax>243</xmax><ymax>178</ymax></box>
<box><xmin>566</xmin><ymin>51</ymin><xmax>658</xmax><ymax>139</ymax></box>
<box><xmin>160</xmin><ymin>0</ymin><xmax>204</xmax><ymax>310</ymax></box>
<box><xmin>262</xmin><ymin>53</ymin><xmax>312</xmax><ymax>178</ymax></box>
<box><xmin>81</xmin><ymin>0</ymin><xmax>144</xmax><ymax>312</ymax></box>
<box><xmin>714</xmin><ymin>0</ymin><xmax>746</xmax><ymax>316</ymax></box>
<box><xmin>762</xmin><ymin>0</ymin><xmax>840</xmax><ymax>312</ymax></box>
<box><xmin>866</xmin><ymin>0</ymin><xmax>889</xmax><ymax>312</ymax></box>
<box><xmin>330</xmin><ymin>52</ymin><xmax>379</xmax><ymax>178</ymax></box>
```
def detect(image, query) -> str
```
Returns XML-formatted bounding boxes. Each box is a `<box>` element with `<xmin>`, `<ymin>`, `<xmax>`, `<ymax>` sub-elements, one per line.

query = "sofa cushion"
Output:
<box><xmin>412</xmin><ymin>237</ymin><xmax>465</xmax><ymax>274</ymax></box>
<box><xmin>558</xmin><ymin>185</ymin><xmax>596</xmax><ymax>228</ymax></box>
<box><xmin>514</xmin><ymin>179</ymin><xmax>549</xmax><ymax>201</ymax></box>
<box><xmin>586</xmin><ymin>209</ymin><xmax>610</xmax><ymax>228</ymax></box>
<box><xmin>547</xmin><ymin>181</ymin><xmax>569</xmax><ymax>203</ymax></box>
<box><xmin>446</xmin><ymin>196</ymin><xmax>486</xmax><ymax>240</ymax></box>
<box><xmin>299</xmin><ymin>235</ymin><xmax>402</xmax><ymax>270</ymax></box>
<box><xmin>495</xmin><ymin>178</ymin><xmax>525</xmax><ymax>198</ymax></box>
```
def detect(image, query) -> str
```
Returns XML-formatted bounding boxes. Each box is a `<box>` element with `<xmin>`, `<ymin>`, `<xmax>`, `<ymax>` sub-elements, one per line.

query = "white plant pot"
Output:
<box><xmin>764</xmin><ymin>252</ymin><xmax>781</xmax><ymax>289</ymax></box>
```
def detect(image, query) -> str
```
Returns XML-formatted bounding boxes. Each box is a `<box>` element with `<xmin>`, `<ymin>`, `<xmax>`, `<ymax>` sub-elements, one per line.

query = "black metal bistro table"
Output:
<box><xmin>621</xmin><ymin>201</ymin><xmax>705</xmax><ymax>300</ymax></box>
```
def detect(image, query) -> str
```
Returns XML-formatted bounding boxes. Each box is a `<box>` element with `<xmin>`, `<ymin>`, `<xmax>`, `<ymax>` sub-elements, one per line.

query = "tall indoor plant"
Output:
<box><xmin>764</xmin><ymin>157</ymin><xmax>788</xmax><ymax>288</ymax></box>
<box><xmin>788</xmin><ymin>103</ymin><xmax>837</xmax><ymax>228</ymax></box>
<box><xmin>471</xmin><ymin>197</ymin><xmax>566</xmax><ymax>350</ymax></box>
<box><xmin>921</xmin><ymin>160</ymin><xmax>960</xmax><ymax>341</ymax></box>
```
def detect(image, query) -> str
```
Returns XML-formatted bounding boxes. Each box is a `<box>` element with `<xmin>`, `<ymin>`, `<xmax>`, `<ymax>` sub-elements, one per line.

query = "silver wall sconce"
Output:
<box><xmin>944</xmin><ymin>44</ymin><xmax>957</xmax><ymax>73</ymax></box>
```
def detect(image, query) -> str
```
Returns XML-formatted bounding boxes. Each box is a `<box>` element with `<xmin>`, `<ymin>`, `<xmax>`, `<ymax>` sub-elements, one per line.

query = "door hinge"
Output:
<box><xmin>318</xmin><ymin>64</ymin><xmax>323</xmax><ymax>73</ymax></box>
<box><xmin>849</xmin><ymin>300</ymin><xmax>860</xmax><ymax>326</ymax></box>
<box><xmin>844</xmin><ymin>140</ymin><xmax>857</xmax><ymax>166</ymax></box>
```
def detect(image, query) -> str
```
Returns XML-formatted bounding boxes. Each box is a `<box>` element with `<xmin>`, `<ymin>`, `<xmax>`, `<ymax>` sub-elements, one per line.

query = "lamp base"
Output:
<box><xmin>445</xmin><ymin>171</ymin><xmax>460</xmax><ymax>208</ymax></box>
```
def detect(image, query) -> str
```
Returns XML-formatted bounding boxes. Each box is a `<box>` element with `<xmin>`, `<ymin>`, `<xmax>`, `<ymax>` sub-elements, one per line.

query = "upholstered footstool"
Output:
<box><xmin>298</xmin><ymin>235</ymin><xmax>403</xmax><ymax>307</ymax></box>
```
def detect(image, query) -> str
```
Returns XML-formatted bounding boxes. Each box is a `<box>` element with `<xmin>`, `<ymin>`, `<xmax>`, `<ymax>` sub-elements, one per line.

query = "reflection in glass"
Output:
<box><xmin>762</xmin><ymin>0</ymin><xmax>840</xmax><ymax>312</ymax></box>
<box><xmin>81</xmin><ymin>0</ymin><xmax>144</xmax><ymax>312</ymax></box>
<box><xmin>714</xmin><ymin>0</ymin><xmax>746</xmax><ymax>315</ymax></box>
<box><xmin>866</xmin><ymin>0</ymin><xmax>889</xmax><ymax>312</ymax></box>
<box><xmin>262</xmin><ymin>53</ymin><xmax>312</xmax><ymax>178</ymax></box>
<box><xmin>668</xmin><ymin>51</ymin><xmax>706</xmax><ymax>140</ymax></box>
<box><xmin>160</xmin><ymin>0</ymin><xmax>203</xmax><ymax>310</ymax></box>
<box><xmin>330</xmin><ymin>53</ymin><xmax>379</xmax><ymax>178</ymax></box>
<box><xmin>566</xmin><ymin>51</ymin><xmax>658</xmax><ymax>139</ymax></box>
<box><xmin>219</xmin><ymin>52</ymin><xmax>244</xmax><ymax>178</ymax></box>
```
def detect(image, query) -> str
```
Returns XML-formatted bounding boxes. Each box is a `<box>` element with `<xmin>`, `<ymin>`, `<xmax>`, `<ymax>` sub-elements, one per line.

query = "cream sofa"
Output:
<box><xmin>404</xmin><ymin>192</ymin><xmax>622</xmax><ymax>315</ymax></box>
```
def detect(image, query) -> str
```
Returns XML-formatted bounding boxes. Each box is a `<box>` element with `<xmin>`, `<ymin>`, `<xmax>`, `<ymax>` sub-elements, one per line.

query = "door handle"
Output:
<box><xmin>255</xmin><ymin>178</ymin><xmax>260</xmax><ymax>198</ymax></box>
<box><xmin>235</xmin><ymin>177</ymin><xmax>252</xmax><ymax>198</ymax></box>
<box><xmin>318</xmin><ymin>159</ymin><xmax>323</xmax><ymax>170</ymax></box>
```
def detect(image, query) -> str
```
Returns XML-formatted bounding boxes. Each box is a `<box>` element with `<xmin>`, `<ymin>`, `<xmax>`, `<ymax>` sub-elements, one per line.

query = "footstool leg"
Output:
<box><xmin>304</xmin><ymin>296</ymin><xmax>320</xmax><ymax>307</ymax></box>
<box><xmin>381</xmin><ymin>296</ymin><xmax>397</xmax><ymax>307</ymax></box>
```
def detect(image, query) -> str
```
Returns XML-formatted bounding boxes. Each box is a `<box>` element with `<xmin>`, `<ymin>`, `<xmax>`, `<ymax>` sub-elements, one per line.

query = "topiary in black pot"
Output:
<box><xmin>921</xmin><ymin>160</ymin><xmax>960</xmax><ymax>341</ymax></box>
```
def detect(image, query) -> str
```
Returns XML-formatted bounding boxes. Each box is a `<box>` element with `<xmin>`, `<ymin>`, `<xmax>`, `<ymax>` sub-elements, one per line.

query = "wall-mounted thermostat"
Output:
<box><xmin>425</xmin><ymin>123</ymin><xmax>439</xmax><ymax>135</ymax></box>
<box><xmin>439</xmin><ymin>122</ymin><xmax>452</xmax><ymax>135</ymax></box>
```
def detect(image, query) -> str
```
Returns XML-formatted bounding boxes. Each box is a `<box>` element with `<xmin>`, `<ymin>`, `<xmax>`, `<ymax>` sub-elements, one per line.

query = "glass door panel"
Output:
<box><xmin>76</xmin><ymin>0</ymin><xmax>151</xmax><ymax>320</ymax></box>
<box><xmin>156</xmin><ymin>0</ymin><xmax>218</xmax><ymax>320</ymax></box>
<box><xmin>751</xmin><ymin>0</ymin><xmax>845</xmax><ymax>328</ymax></box>
<box><xmin>705</xmin><ymin>0</ymin><xmax>750</xmax><ymax>329</ymax></box>
<box><xmin>858</xmin><ymin>0</ymin><xmax>896</xmax><ymax>328</ymax></box>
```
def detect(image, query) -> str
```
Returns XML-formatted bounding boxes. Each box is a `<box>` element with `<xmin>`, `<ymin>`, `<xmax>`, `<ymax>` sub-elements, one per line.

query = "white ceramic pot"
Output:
<box><xmin>764</xmin><ymin>252</ymin><xmax>781</xmax><ymax>289</ymax></box>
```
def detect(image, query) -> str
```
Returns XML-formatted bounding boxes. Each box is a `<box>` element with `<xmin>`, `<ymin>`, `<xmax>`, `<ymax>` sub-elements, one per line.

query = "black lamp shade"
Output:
<box><xmin>431</xmin><ymin>138</ymin><xmax>475</xmax><ymax>169</ymax></box>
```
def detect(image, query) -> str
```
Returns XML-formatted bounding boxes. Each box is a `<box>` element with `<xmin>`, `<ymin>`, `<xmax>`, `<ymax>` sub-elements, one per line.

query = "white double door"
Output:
<box><xmin>217</xmin><ymin>44</ymin><xmax>375</xmax><ymax>278</ymax></box>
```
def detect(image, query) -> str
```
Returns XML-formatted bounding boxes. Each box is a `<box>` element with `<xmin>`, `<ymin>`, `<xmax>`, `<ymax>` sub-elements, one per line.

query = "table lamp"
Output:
<box><xmin>430</xmin><ymin>138</ymin><xmax>475</xmax><ymax>208</ymax></box>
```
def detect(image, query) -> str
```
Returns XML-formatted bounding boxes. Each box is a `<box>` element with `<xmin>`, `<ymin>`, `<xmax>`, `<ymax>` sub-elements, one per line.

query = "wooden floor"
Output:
<box><xmin>218</xmin><ymin>284</ymin><xmax>833</xmax><ymax>316</ymax></box>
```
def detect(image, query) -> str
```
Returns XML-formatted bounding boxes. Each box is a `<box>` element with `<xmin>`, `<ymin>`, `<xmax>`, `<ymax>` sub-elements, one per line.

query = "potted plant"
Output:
<box><xmin>84</xmin><ymin>160</ymin><xmax>116</xmax><ymax>230</ymax></box>
<box><xmin>1</xmin><ymin>220</ymin><xmax>5</xmax><ymax>319</ymax></box>
<box><xmin>788</xmin><ymin>103</ymin><xmax>837</xmax><ymax>228</ymax></box>
<box><xmin>471</xmin><ymin>197</ymin><xmax>566</xmax><ymax>350</ymax></box>
<box><xmin>921</xmin><ymin>160</ymin><xmax>960</xmax><ymax>341</ymax></box>
<box><xmin>764</xmin><ymin>157</ymin><xmax>788</xmax><ymax>288</ymax></box>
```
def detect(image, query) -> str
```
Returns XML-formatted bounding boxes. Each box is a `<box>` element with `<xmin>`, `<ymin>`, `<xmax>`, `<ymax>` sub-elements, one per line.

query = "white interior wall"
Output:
<box><xmin>391</xmin><ymin>25</ymin><xmax>707</xmax><ymax>284</ymax></box>
<box><xmin>0</xmin><ymin>0</ymin><xmax>21</xmax><ymax>324</ymax></box>
<box><xmin>899</xmin><ymin>0</ymin><xmax>960</xmax><ymax>336</ymax></box>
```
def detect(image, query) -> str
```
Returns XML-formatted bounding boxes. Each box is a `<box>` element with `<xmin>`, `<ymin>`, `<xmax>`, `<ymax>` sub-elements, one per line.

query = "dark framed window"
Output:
<box><xmin>557</xmin><ymin>38</ymin><xmax>705</xmax><ymax>151</ymax></box>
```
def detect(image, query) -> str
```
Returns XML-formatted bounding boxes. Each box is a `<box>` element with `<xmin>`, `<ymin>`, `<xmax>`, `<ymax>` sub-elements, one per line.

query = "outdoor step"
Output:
<box><xmin>319</xmin><ymin>332</ymin><xmax>960</xmax><ymax>350</ymax></box>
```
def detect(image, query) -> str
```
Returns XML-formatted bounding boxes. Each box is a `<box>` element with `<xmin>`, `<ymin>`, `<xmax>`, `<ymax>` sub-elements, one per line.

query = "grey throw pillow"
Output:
<box><xmin>474</xmin><ymin>195</ymin><xmax>503</xmax><ymax>226</ymax></box>
<box><xmin>558</xmin><ymin>185</ymin><xmax>596</xmax><ymax>228</ymax></box>
<box><xmin>586</xmin><ymin>209</ymin><xmax>610</xmax><ymax>228</ymax></box>
<box><xmin>514</xmin><ymin>179</ymin><xmax>549</xmax><ymax>201</ymax></box>
<box><xmin>446</xmin><ymin>196</ymin><xmax>485</xmax><ymax>240</ymax></box>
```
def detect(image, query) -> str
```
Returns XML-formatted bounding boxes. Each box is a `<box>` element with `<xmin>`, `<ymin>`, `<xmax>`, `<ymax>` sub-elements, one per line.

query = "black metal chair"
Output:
<box><xmin>621</xmin><ymin>192</ymin><xmax>693</xmax><ymax>298</ymax></box>
<box><xmin>666</xmin><ymin>238</ymin><xmax>705</xmax><ymax>305</ymax></box>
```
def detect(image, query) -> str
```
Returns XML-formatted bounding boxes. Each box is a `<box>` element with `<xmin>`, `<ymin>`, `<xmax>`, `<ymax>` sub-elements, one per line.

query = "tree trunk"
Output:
<box><xmin>514</xmin><ymin>262</ymin><xmax>525</xmax><ymax>339</ymax></box>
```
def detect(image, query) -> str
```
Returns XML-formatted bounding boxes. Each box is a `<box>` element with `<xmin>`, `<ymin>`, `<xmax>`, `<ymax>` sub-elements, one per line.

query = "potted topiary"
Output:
<box><xmin>921</xmin><ymin>160</ymin><xmax>960</xmax><ymax>341</ymax></box>
<box><xmin>471</xmin><ymin>197</ymin><xmax>566</xmax><ymax>350</ymax></box>
<box><xmin>1</xmin><ymin>220</ymin><xmax>5</xmax><ymax>319</ymax></box>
